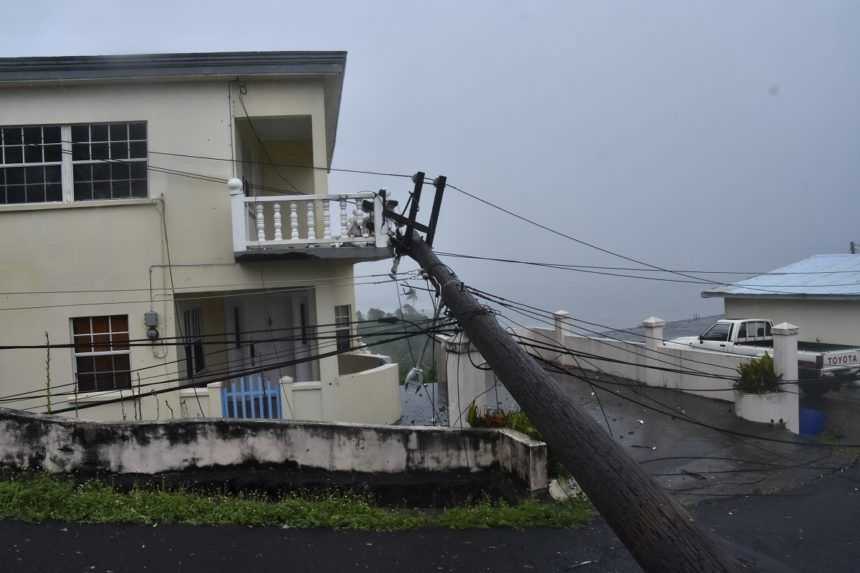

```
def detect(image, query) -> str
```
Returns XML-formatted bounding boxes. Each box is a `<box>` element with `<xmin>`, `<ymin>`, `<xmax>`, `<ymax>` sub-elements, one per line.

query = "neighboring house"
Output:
<box><xmin>703</xmin><ymin>254</ymin><xmax>860</xmax><ymax>346</ymax></box>
<box><xmin>0</xmin><ymin>51</ymin><xmax>400</xmax><ymax>424</ymax></box>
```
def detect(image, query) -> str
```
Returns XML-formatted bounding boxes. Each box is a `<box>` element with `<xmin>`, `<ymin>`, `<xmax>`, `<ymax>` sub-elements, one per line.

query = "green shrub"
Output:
<box><xmin>735</xmin><ymin>354</ymin><xmax>781</xmax><ymax>394</ymax></box>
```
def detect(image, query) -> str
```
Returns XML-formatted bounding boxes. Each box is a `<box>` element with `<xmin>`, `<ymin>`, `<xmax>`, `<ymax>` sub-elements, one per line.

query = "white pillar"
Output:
<box><xmin>227</xmin><ymin>178</ymin><xmax>246</xmax><ymax>254</ymax></box>
<box><xmin>772</xmin><ymin>322</ymin><xmax>800</xmax><ymax>434</ymax></box>
<box><xmin>273</xmin><ymin>203</ymin><xmax>283</xmax><ymax>241</ymax></box>
<box><xmin>278</xmin><ymin>376</ymin><xmax>294</xmax><ymax>420</ymax></box>
<box><xmin>206</xmin><ymin>381</ymin><xmax>223</xmax><ymax>418</ymax></box>
<box><xmin>553</xmin><ymin>310</ymin><xmax>569</xmax><ymax>343</ymax></box>
<box><xmin>373</xmin><ymin>193</ymin><xmax>387</xmax><ymax>247</ymax></box>
<box><xmin>445</xmin><ymin>333</ymin><xmax>473</xmax><ymax>428</ymax></box>
<box><xmin>552</xmin><ymin>310</ymin><xmax>570</xmax><ymax>365</ymax></box>
<box><xmin>255</xmin><ymin>203</ymin><xmax>265</xmax><ymax>242</ymax></box>
<box><xmin>641</xmin><ymin>316</ymin><xmax>668</xmax><ymax>388</ymax></box>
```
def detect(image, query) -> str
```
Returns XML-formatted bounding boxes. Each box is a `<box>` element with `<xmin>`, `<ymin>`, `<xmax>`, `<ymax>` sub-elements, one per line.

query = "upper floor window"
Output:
<box><xmin>0</xmin><ymin>125</ymin><xmax>63</xmax><ymax>204</ymax></box>
<box><xmin>0</xmin><ymin>121</ymin><xmax>148</xmax><ymax>206</ymax></box>
<box><xmin>72</xmin><ymin>122</ymin><xmax>148</xmax><ymax>201</ymax></box>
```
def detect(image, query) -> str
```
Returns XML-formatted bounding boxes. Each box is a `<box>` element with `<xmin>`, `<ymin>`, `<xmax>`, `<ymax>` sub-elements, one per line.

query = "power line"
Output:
<box><xmin>45</xmin><ymin>321</ymin><xmax>457</xmax><ymax>416</ymax></box>
<box><xmin>437</xmin><ymin>251</ymin><xmax>860</xmax><ymax>288</ymax></box>
<box><xmin>443</xmin><ymin>182</ymin><xmax>790</xmax><ymax>295</ymax></box>
<box><xmin>0</xmin><ymin>316</ymin><xmax>452</xmax><ymax>407</ymax></box>
<box><xmin>437</xmin><ymin>251</ymin><xmax>860</xmax><ymax>276</ymax></box>
<box><xmin>539</xmin><ymin>355</ymin><xmax>860</xmax><ymax>448</ymax></box>
<box><xmin>236</xmin><ymin>91</ymin><xmax>302</xmax><ymax>195</ymax></box>
<box><xmin>0</xmin><ymin>276</ymin><xmax>408</xmax><ymax>312</ymax></box>
<box><xmin>481</xmin><ymin>290</ymin><xmax>822</xmax><ymax>387</ymax></box>
<box><xmin>0</xmin><ymin>271</ymin><xmax>418</xmax><ymax>297</ymax></box>
<box><xmin>18</xmin><ymin>320</ymin><xmax>458</xmax><ymax>413</ymax></box>
<box><xmin>24</xmin><ymin>138</ymin><xmax>414</xmax><ymax>181</ymax></box>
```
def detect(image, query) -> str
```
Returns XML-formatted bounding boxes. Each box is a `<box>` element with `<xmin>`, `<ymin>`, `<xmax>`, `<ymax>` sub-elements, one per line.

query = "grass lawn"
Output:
<box><xmin>0</xmin><ymin>474</ymin><xmax>591</xmax><ymax>531</ymax></box>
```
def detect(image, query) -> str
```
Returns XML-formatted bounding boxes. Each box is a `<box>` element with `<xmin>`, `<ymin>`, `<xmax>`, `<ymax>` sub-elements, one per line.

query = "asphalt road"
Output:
<box><xmin>3</xmin><ymin>460</ymin><xmax>859</xmax><ymax>572</ymax></box>
<box><xmin>1</xmin><ymin>520</ymin><xmax>639</xmax><ymax>573</ymax></box>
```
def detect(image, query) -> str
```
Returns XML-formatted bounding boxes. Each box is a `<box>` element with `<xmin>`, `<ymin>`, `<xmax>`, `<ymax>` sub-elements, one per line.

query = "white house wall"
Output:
<box><xmin>725</xmin><ymin>298</ymin><xmax>860</xmax><ymax>346</ymax></box>
<box><xmin>0</xmin><ymin>78</ymin><xmax>356</xmax><ymax>422</ymax></box>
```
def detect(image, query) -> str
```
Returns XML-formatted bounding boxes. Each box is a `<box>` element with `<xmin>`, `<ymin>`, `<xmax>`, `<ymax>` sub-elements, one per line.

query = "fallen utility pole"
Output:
<box><xmin>393</xmin><ymin>186</ymin><xmax>742</xmax><ymax>571</ymax></box>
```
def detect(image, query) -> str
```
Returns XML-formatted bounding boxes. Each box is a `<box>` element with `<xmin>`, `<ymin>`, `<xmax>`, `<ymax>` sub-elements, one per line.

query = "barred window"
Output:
<box><xmin>0</xmin><ymin>125</ymin><xmax>62</xmax><ymax>204</ymax></box>
<box><xmin>72</xmin><ymin>122</ymin><xmax>147</xmax><ymax>201</ymax></box>
<box><xmin>72</xmin><ymin>315</ymin><xmax>131</xmax><ymax>392</ymax></box>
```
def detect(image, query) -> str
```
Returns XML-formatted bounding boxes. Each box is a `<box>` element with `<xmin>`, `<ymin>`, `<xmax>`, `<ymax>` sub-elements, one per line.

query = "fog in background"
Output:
<box><xmin>6</xmin><ymin>1</ymin><xmax>859</xmax><ymax>327</ymax></box>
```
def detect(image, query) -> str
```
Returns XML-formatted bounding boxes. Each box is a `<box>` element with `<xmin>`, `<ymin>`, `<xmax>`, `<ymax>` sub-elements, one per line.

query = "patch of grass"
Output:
<box><xmin>0</xmin><ymin>474</ymin><xmax>591</xmax><ymax>531</ymax></box>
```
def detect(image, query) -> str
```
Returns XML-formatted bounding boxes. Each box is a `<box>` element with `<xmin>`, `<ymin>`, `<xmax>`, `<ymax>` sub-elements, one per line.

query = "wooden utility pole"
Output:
<box><xmin>403</xmin><ymin>236</ymin><xmax>742</xmax><ymax>572</ymax></box>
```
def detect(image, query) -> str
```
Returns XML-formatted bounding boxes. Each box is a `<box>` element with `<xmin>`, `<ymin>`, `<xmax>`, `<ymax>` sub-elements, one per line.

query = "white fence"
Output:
<box><xmin>229</xmin><ymin>180</ymin><xmax>388</xmax><ymax>254</ymax></box>
<box><xmin>179</xmin><ymin>357</ymin><xmax>400</xmax><ymax>426</ymax></box>
<box><xmin>444</xmin><ymin>316</ymin><xmax>801</xmax><ymax>435</ymax></box>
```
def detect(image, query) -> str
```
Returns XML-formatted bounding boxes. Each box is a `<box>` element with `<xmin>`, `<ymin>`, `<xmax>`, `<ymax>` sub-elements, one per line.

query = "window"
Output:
<box><xmin>335</xmin><ymin>304</ymin><xmax>352</xmax><ymax>352</ymax></box>
<box><xmin>737</xmin><ymin>323</ymin><xmax>747</xmax><ymax>340</ymax></box>
<box><xmin>0</xmin><ymin>125</ymin><xmax>62</xmax><ymax>204</ymax></box>
<box><xmin>701</xmin><ymin>322</ymin><xmax>731</xmax><ymax>342</ymax></box>
<box><xmin>72</xmin><ymin>315</ymin><xmax>131</xmax><ymax>392</ymax></box>
<box><xmin>72</xmin><ymin>122</ymin><xmax>147</xmax><ymax>200</ymax></box>
<box><xmin>183</xmin><ymin>307</ymin><xmax>206</xmax><ymax>378</ymax></box>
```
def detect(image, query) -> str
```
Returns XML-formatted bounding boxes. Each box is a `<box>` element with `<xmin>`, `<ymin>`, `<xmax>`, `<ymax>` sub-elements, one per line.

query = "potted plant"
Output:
<box><xmin>733</xmin><ymin>354</ymin><xmax>791</xmax><ymax>427</ymax></box>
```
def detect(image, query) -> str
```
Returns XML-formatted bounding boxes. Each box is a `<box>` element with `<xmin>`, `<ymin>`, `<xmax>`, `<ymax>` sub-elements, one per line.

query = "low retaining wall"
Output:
<box><xmin>529</xmin><ymin>328</ymin><xmax>747</xmax><ymax>403</ymax></box>
<box><xmin>0</xmin><ymin>408</ymin><xmax>547</xmax><ymax>494</ymax></box>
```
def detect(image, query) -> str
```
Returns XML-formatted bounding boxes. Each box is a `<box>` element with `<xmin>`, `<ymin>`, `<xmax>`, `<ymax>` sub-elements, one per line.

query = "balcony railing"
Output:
<box><xmin>229</xmin><ymin>180</ymin><xmax>389</xmax><ymax>256</ymax></box>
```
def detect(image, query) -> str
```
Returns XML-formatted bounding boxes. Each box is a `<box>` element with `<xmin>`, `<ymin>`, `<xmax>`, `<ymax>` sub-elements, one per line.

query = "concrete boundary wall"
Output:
<box><xmin>529</xmin><ymin>327</ymin><xmax>746</xmax><ymax>402</ymax></box>
<box><xmin>0</xmin><ymin>408</ymin><xmax>547</xmax><ymax>492</ymax></box>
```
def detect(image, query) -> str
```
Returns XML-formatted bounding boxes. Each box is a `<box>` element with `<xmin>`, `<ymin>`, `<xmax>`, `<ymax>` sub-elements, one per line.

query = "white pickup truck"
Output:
<box><xmin>670</xmin><ymin>318</ymin><xmax>860</xmax><ymax>396</ymax></box>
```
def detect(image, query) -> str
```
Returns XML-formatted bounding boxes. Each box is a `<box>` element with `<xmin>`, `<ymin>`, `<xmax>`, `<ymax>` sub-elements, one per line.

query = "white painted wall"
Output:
<box><xmin>443</xmin><ymin>321</ymin><xmax>800</xmax><ymax>435</ymax></box>
<box><xmin>0</xmin><ymin>78</ymin><xmax>362</xmax><ymax>422</ymax></box>
<box><xmin>725</xmin><ymin>297</ymin><xmax>860</xmax><ymax>346</ymax></box>
<box><xmin>0</xmin><ymin>408</ymin><xmax>548</xmax><ymax>492</ymax></box>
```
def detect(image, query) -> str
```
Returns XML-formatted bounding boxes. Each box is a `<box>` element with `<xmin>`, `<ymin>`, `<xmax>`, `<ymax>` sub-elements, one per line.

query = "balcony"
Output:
<box><xmin>229</xmin><ymin>181</ymin><xmax>393</xmax><ymax>261</ymax></box>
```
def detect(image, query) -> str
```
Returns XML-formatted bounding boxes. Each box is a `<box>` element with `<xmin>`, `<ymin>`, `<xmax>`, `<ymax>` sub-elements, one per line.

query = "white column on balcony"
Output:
<box><xmin>339</xmin><ymin>198</ymin><xmax>348</xmax><ymax>239</ymax></box>
<box><xmin>289</xmin><ymin>202</ymin><xmax>299</xmax><ymax>240</ymax></box>
<box><xmin>323</xmin><ymin>201</ymin><xmax>331</xmax><ymax>239</ymax></box>
<box><xmin>255</xmin><ymin>203</ymin><xmax>266</xmax><ymax>242</ymax></box>
<box><xmin>227</xmin><ymin>178</ymin><xmax>247</xmax><ymax>253</ymax></box>
<box><xmin>373</xmin><ymin>193</ymin><xmax>386</xmax><ymax>247</ymax></box>
<box><xmin>306</xmin><ymin>201</ymin><xmax>317</xmax><ymax>240</ymax></box>
<box><xmin>273</xmin><ymin>203</ymin><xmax>283</xmax><ymax>241</ymax></box>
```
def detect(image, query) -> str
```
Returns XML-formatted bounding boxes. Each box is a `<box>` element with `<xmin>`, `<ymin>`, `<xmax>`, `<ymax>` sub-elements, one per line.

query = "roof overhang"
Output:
<box><xmin>0</xmin><ymin>51</ymin><xmax>347</xmax><ymax>165</ymax></box>
<box><xmin>703</xmin><ymin>291</ymin><xmax>860</xmax><ymax>302</ymax></box>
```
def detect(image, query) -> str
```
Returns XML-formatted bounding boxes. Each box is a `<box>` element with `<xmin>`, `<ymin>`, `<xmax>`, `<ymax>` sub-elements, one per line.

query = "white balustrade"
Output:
<box><xmin>228</xmin><ymin>189</ymin><xmax>390</xmax><ymax>254</ymax></box>
<box><xmin>255</xmin><ymin>203</ymin><xmax>265</xmax><ymax>242</ymax></box>
<box><xmin>273</xmin><ymin>203</ymin><xmax>283</xmax><ymax>241</ymax></box>
<box><xmin>323</xmin><ymin>201</ymin><xmax>331</xmax><ymax>239</ymax></box>
<box><xmin>306</xmin><ymin>202</ymin><xmax>316</xmax><ymax>241</ymax></box>
<box><xmin>290</xmin><ymin>203</ymin><xmax>299</xmax><ymax>240</ymax></box>
<box><xmin>339</xmin><ymin>198</ymin><xmax>348</xmax><ymax>239</ymax></box>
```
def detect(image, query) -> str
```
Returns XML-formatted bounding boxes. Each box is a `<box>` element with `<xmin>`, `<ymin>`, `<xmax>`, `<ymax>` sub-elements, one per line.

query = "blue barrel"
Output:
<box><xmin>799</xmin><ymin>407</ymin><xmax>826</xmax><ymax>436</ymax></box>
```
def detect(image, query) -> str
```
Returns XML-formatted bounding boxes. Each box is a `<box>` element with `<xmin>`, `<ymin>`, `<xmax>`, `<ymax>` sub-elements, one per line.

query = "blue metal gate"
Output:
<box><xmin>222</xmin><ymin>374</ymin><xmax>283</xmax><ymax>419</ymax></box>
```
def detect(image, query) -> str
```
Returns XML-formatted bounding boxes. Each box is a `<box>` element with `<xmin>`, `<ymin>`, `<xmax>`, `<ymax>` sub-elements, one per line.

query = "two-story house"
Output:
<box><xmin>0</xmin><ymin>51</ymin><xmax>401</xmax><ymax>424</ymax></box>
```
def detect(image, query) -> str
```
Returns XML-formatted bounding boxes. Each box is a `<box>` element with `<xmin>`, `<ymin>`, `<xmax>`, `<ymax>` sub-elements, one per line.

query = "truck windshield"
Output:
<box><xmin>701</xmin><ymin>322</ymin><xmax>731</xmax><ymax>342</ymax></box>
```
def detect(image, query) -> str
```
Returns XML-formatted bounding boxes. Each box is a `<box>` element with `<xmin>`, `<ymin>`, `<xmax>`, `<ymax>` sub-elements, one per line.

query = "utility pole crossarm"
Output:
<box><xmin>404</xmin><ymin>235</ymin><xmax>742</xmax><ymax>573</ymax></box>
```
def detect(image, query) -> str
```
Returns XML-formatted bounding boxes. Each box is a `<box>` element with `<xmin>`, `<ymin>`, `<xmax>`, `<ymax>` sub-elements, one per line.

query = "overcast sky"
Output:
<box><xmin>5</xmin><ymin>1</ymin><xmax>859</xmax><ymax>328</ymax></box>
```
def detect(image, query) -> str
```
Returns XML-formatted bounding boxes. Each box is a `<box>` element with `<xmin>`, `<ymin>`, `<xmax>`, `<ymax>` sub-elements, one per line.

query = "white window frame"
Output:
<box><xmin>0</xmin><ymin>121</ymin><xmax>148</xmax><ymax>208</ymax></box>
<box><xmin>70</xmin><ymin>121</ymin><xmax>148</xmax><ymax>202</ymax></box>
<box><xmin>0</xmin><ymin>124</ymin><xmax>64</xmax><ymax>205</ymax></box>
